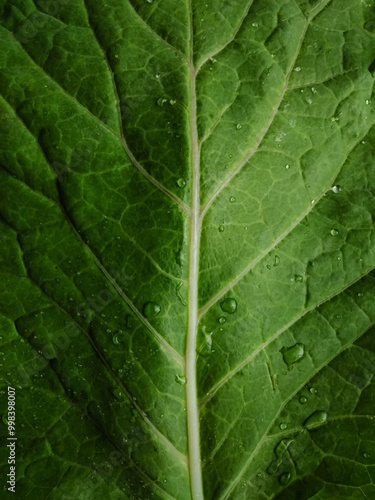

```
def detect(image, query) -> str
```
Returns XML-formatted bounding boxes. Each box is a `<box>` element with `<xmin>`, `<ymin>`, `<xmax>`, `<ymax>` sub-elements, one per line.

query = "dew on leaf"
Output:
<box><xmin>285</xmin><ymin>164</ymin><xmax>290</xmax><ymax>169</ymax></box>
<box><xmin>309</xmin><ymin>387</ymin><xmax>318</xmax><ymax>394</ymax></box>
<box><xmin>274</xmin><ymin>255</ymin><xmax>280</xmax><ymax>267</ymax></box>
<box><xmin>299</xmin><ymin>396</ymin><xmax>308</xmax><ymax>404</ymax></box>
<box><xmin>218</xmin><ymin>224</ymin><xmax>225</xmax><ymax>232</ymax></box>
<box><xmin>304</xmin><ymin>410</ymin><xmax>327</xmax><ymax>429</ymax></box>
<box><xmin>266</xmin><ymin>438</ymin><xmax>295</xmax><ymax>475</ymax></box>
<box><xmin>143</xmin><ymin>302</ymin><xmax>161</xmax><ymax>318</ymax></box>
<box><xmin>236</xmin><ymin>124</ymin><xmax>242</xmax><ymax>130</ymax></box>
<box><xmin>177</xmin><ymin>178</ymin><xmax>186</xmax><ymax>188</ymax></box>
<box><xmin>220</xmin><ymin>298</ymin><xmax>237</xmax><ymax>314</ymax></box>
<box><xmin>364</xmin><ymin>452</ymin><xmax>370</xmax><ymax>458</ymax></box>
<box><xmin>112</xmin><ymin>389</ymin><xmax>124</xmax><ymax>401</ymax></box>
<box><xmin>229</xmin><ymin>196</ymin><xmax>236</xmax><ymax>203</ymax></box>
<box><xmin>281</xmin><ymin>343</ymin><xmax>305</xmax><ymax>367</ymax></box>
<box><xmin>294</xmin><ymin>274</ymin><xmax>303</xmax><ymax>283</ymax></box>
<box><xmin>170</xmin><ymin>99</ymin><xmax>176</xmax><ymax>105</ymax></box>
<box><xmin>279</xmin><ymin>423</ymin><xmax>288</xmax><ymax>430</ymax></box>
<box><xmin>279</xmin><ymin>472</ymin><xmax>291</xmax><ymax>486</ymax></box>
<box><xmin>157</xmin><ymin>97</ymin><xmax>167</xmax><ymax>106</ymax></box>
<box><xmin>294</xmin><ymin>66</ymin><xmax>301</xmax><ymax>72</ymax></box>
<box><xmin>332</xmin><ymin>185</ymin><xmax>342</xmax><ymax>193</ymax></box>
<box><xmin>175</xmin><ymin>375</ymin><xmax>186</xmax><ymax>385</ymax></box>
<box><xmin>112</xmin><ymin>334</ymin><xmax>120</xmax><ymax>345</ymax></box>
<box><xmin>330</xmin><ymin>229</ymin><xmax>339</xmax><ymax>236</ymax></box>
<box><xmin>218</xmin><ymin>316</ymin><xmax>226</xmax><ymax>324</ymax></box>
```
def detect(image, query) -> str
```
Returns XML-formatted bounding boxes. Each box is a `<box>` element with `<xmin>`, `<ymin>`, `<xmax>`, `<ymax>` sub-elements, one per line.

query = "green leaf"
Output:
<box><xmin>1</xmin><ymin>0</ymin><xmax>375</xmax><ymax>499</ymax></box>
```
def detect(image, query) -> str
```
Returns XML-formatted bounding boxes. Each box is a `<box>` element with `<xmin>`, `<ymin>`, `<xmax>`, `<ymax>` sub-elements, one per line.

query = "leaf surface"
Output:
<box><xmin>1</xmin><ymin>1</ymin><xmax>375</xmax><ymax>499</ymax></box>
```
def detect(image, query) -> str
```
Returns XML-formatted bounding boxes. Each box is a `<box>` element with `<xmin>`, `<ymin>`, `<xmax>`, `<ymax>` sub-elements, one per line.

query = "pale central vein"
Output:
<box><xmin>185</xmin><ymin>1</ymin><xmax>204</xmax><ymax>498</ymax></box>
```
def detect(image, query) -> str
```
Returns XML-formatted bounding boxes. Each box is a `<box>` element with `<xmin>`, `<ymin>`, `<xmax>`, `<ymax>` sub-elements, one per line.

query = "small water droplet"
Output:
<box><xmin>170</xmin><ymin>99</ymin><xmax>176</xmax><ymax>105</ymax></box>
<box><xmin>157</xmin><ymin>97</ymin><xmax>167</xmax><ymax>106</ymax></box>
<box><xmin>229</xmin><ymin>196</ymin><xmax>236</xmax><ymax>203</ymax></box>
<box><xmin>281</xmin><ymin>343</ymin><xmax>305</xmax><ymax>367</ymax></box>
<box><xmin>279</xmin><ymin>472</ymin><xmax>291</xmax><ymax>486</ymax></box>
<box><xmin>236</xmin><ymin>123</ymin><xmax>242</xmax><ymax>130</ymax></box>
<box><xmin>304</xmin><ymin>410</ymin><xmax>327</xmax><ymax>429</ymax></box>
<box><xmin>252</xmin><ymin>22</ymin><xmax>258</xmax><ymax>27</ymax></box>
<box><xmin>143</xmin><ymin>301</ymin><xmax>161</xmax><ymax>318</ymax></box>
<box><xmin>220</xmin><ymin>298</ymin><xmax>237</xmax><ymax>314</ymax></box>
<box><xmin>266</xmin><ymin>438</ymin><xmax>295</xmax><ymax>475</ymax></box>
<box><xmin>274</xmin><ymin>255</ymin><xmax>280</xmax><ymax>267</ymax></box>
<box><xmin>219</xmin><ymin>224</ymin><xmax>225</xmax><ymax>232</ymax></box>
<box><xmin>364</xmin><ymin>452</ymin><xmax>370</xmax><ymax>458</ymax></box>
<box><xmin>112</xmin><ymin>334</ymin><xmax>120</xmax><ymax>345</ymax></box>
<box><xmin>330</xmin><ymin>229</ymin><xmax>339</xmax><ymax>236</ymax></box>
<box><xmin>332</xmin><ymin>185</ymin><xmax>342</xmax><ymax>194</ymax></box>
<box><xmin>309</xmin><ymin>387</ymin><xmax>318</xmax><ymax>394</ymax></box>
<box><xmin>112</xmin><ymin>388</ymin><xmax>124</xmax><ymax>401</ymax></box>
<box><xmin>358</xmin><ymin>292</ymin><xmax>364</xmax><ymax>297</ymax></box>
<box><xmin>218</xmin><ymin>316</ymin><xmax>226</xmax><ymax>324</ymax></box>
<box><xmin>294</xmin><ymin>66</ymin><xmax>301</xmax><ymax>72</ymax></box>
<box><xmin>294</xmin><ymin>274</ymin><xmax>303</xmax><ymax>283</ymax></box>
<box><xmin>177</xmin><ymin>177</ymin><xmax>186</xmax><ymax>188</ymax></box>
<box><xmin>299</xmin><ymin>396</ymin><xmax>308</xmax><ymax>404</ymax></box>
<box><xmin>279</xmin><ymin>423</ymin><xmax>288</xmax><ymax>430</ymax></box>
<box><xmin>175</xmin><ymin>374</ymin><xmax>186</xmax><ymax>385</ymax></box>
<box><xmin>285</xmin><ymin>164</ymin><xmax>290</xmax><ymax>169</ymax></box>
<box><xmin>146</xmin><ymin>0</ymin><xmax>153</xmax><ymax>3</ymax></box>
<box><xmin>366</xmin><ymin>99</ymin><xmax>370</xmax><ymax>105</ymax></box>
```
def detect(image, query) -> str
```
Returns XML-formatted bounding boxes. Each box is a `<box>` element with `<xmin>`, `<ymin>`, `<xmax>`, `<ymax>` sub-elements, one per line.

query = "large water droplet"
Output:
<box><xmin>177</xmin><ymin>178</ymin><xmax>186</xmax><ymax>188</ymax></box>
<box><xmin>281</xmin><ymin>343</ymin><xmax>305</xmax><ymax>367</ymax></box>
<box><xmin>304</xmin><ymin>410</ymin><xmax>327</xmax><ymax>429</ymax></box>
<box><xmin>220</xmin><ymin>298</ymin><xmax>237</xmax><ymax>314</ymax></box>
<box><xmin>143</xmin><ymin>301</ymin><xmax>161</xmax><ymax>318</ymax></box>
<box><xmin>266</xmin><ymin>438</ymin><xmax>295</xmax><ymax>475</ymax></box>
<box><xmin>175</xmin><ymin>374</ymin><xmax>187</xmax><ymax>385</ymax></box>
<box><xmin>279</xmin><ymin>472</ymin><xmax>291</xmax><ymax>486</ymax></box>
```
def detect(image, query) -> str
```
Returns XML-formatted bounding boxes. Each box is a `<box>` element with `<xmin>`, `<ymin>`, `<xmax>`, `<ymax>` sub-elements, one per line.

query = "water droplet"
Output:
<box><xmin>229</xmin><ymin>196</ymin><xmax>236</xmax><ymax>203</ymax></box>
<box><xmin>279</xmin><ymin>423</ymin><xmax>288</xmax><ymax>430</ymax></box>
<box><xmin>143</xmin><ymin>301</ymin><xmax>161</xmax><ymax>318</ymax></box>
<box><xmin>281</xmin><ymin>343</ymin><xmax>305</xmax><ymax>367</ymax></box>
<box><xmin>175</xmin><ymin>374</ymin><xmax>186</xmax><ymax>385</ymax></box>
<box><xmin>330</xmin><ymin>229</ymin><xmax>339</xmax><ymax>236</ymax></box>
<box><xmin>294</xmin><ymin>274</ymin><xmax>303</xmax><ymax>283</ymax></box>
<box><xmin>236</xmin><ymin>124</ymin><xmax>242</xmax><ymax>130</ymax></box>
<box><xmin>364</xmin><ymin>452</ymin><xmax>370</xmax><ymax>458</ymax></box>
<box><xmin>218</xmin><ymin>316</ymin><xmax>226</xmax><ymax>324</ymax></box>
<box><xmin>279</xmin><ymin>472</ymin><xmax>291</xmax><ymax>486</ymax></box>
<box><xmin>112</xmin><ymin>388</ymin><xmax>124</xmax><ymax>401</ymax></box>
<box><xmin>309</xmin><ymin>387</ymin><xmax>318</xmax><ymax>394</ymax></box>
<box><xmin>266</xmin><ymin>438</ymin><xmax>295</xmax><ymax>475</ymax></box>
<box><xmin>146</xmin><ymin>0</ymin><xmax>153</xmax><ymax>3</ymax></box>
<box><xmin>220</xmin><ymin>298</ymin><xmax>237</xmax><ymax>314</ymax></box>
<box><xmin>285</xmin><ymin>164</ymin><xmax>290</xmax><ymax>169</ymax></box>
<box><xmin>299</xmin><ymin>396</ymin><xmax>308</xmax><ymax>404</ymax></box>
<box><xmin>274</xmin><ymin>255</ymin><xmax>280</xmax><ymax>267</ymax></box>
<box><xmin>219</xmin><ymin>224</ymin><xmax>225</xmax><ymax>232</ymax></box>
<box><xmin>332</xmin><ymin>185</ymin><xmax>342</xmax><ymax>193</ymax></box>
<box><xmin>157</xmin><ymin>97</ymin><xmax>167</xmax><ymax>106</ymax></box>
<box><xmin>366</xmin><ymin>99</ymin><xmax>370</xmax><ymax>105</ymax></box>
<box><xmin>177</xmin><ymin>177</ymin><xmax>186</xmax><ymax>188</ymax></box>
<box><xmin>294</xmin><ymin>66</ymin><xmax>301</xmax><ymax>72</ymax></box>
<box><xmin>304</xmin><ymin>410</ymin><xmax>327</xmax><ymax>429</ymax></box>
<box><xmin>358</xmin><ymin>292</ymin><xmax>364</xmax><ymax>297</ymax></box>
<box><xmin>170</xmin><ymin>99</ymin><xmax>176</xmax><ymax>105</ymax></box>
<box><xmin>252</xmin><ymin>22</ymin><xmax>258</xmax><ymax>27</ymax></box>
<box><xmin>112</xmin><ymin>334</ymin><xmax>120</xmax><ymax>345</ymax></box>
